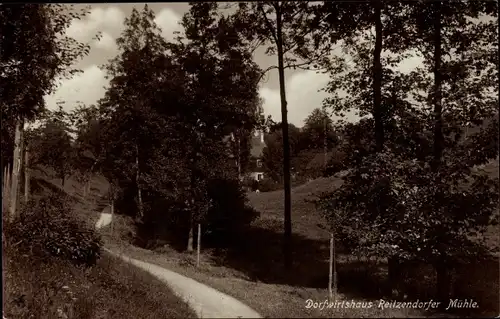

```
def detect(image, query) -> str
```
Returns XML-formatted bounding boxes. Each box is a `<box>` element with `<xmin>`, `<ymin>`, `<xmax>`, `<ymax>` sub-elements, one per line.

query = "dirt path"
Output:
<box><xmin>96</xmin><ymin>210</ymin><xmax>262</xmax><ymax>318</ymax></box>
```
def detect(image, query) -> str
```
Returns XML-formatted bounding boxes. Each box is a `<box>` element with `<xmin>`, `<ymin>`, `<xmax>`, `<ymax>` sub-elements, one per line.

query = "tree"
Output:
<box><xmin>229</xmin><ymin>1</ymin><xmax>343</xmax><ymax>268</ymax></box>
<box><xmin>1</xmin><ymin>4</ymin><xmax>94</xmax><ymax>219</ymax></box>
<box><xmin>98</xmin><ymin>4</ymin><xmax>262</xmax><ymax>252</ymax></box>
<box><xmin>228</xmin><ymin>98</ymin><xmax>266</xmax><ymax>179</ymax></box>
<box><xmin>170</xmin><ymin>2</ymin><xmax>263</xmax><ymax>251</ymax></box>
<box><xmin>302</xmin><ymin>108</ymin><xmax>338</xmax><ymax>150</ymax></box>
<box><xmin>405</xmin><ymin>0</ymin><xmax>498</xmax><ymax>302</ymax></box>
<box><xmin>28</xmin><ymin>108</ymin><xmax>75</xmax><ymax>186</ymax></box>
<box><xmin>99</xmin><ymin>5</ymin><xmax>178</xmax><ymax>221</ymax></box>
<box><xmin>230</xmin><ymin>0</ymin><xmax>381</xmax><ymax>268</ymax></box>
<box><xmin>70</xmin><ymin>104</ymin><xmax>104</xmax><ymax>197</ymax></box>
<box><xmin>262</xmin><ymin>123</ymin><xmax>301</xmax><ymax>183</ymax></box>
<box><xmin>318</xmin><ymin>0</ymin><xmax>499</xmax><ymax>302</ymax></box>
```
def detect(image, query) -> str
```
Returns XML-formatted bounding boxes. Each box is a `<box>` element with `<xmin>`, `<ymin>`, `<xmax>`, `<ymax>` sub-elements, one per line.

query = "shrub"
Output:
<box><xmin>241</xmin><ymin>176</ymin><xmax>259</xmax><ymax>191</ymax></box>
<box><xmin>324</xmin><ymin>150</ymin><xmax>347</xmax><ymax>177</ymax></box>
<box><xmin>4</xmin><ymin>194</ymin><xmax>102</xmax><ymax>266</ymax></box>
<box><xmin>257</xmin><ymin>177</ymin><xmax>281</xmax><ymax>192</ymax></box>
<box><xmin>204</xmin><ymin>177</ymin><xmax>260</xmax><ymax>244</ymax></box>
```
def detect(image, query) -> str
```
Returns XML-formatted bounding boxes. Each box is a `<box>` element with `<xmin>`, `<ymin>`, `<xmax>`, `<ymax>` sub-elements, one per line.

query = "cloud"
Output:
<box><xmin>93</xmin><ymin>31</ymin><xmax>117</xmax><ymax>51</ymax></box>
<box><xmin>43</xmin><ymin>8</ymin><xmax>183</xmax><ymax>116</ymax></box>
<box><xmin>260</xmin><ymin>70</ymin><xmax>358</xmax><ymax>127</ymax></box>
<box><xmin>392</xmin><ymin>49</ymin><xmax>424</xmax><ymax>74</ymax></box>
<box><xmin>44</xmin><ymin>65</ymin><xmax>109</xmax><ymax>112</ymax></box>
<box><xmin>65</xmin><ymin>7</ymin><xmax>125</xmax><ymax>46</ymax></box>
<box><xmin>154</xmin><ymin>8</ymin><xmax>183</xmax><ymax>41</ymax></box>
<box><xmin>259</xmin><ymin>47</ymin><xmax>425</xmax><ymax>128</ymax></box>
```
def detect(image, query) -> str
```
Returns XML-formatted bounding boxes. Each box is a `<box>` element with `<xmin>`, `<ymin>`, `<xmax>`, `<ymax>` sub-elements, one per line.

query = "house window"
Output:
<box><xmin>257</xmin><ymin>173</ymin><xmax>263</xmax><ymax>181</ymax></box>
<box><xmin>256</xmin><ymin>159</ymin><xmax>262</xmax><ymax>167</ymax></box>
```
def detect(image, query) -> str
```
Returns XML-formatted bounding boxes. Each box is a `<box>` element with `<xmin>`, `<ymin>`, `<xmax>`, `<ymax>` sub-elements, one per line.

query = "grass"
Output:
<box><xmin>104</xmin><ymin>238</ymin><xmax>424</xmax><ymax>318</ymax></box>
<box><xmin>22</xmin><ymin>163</ymin><xmax>499</xmax><ymax>318</ymax></box>
<box><xmin>100</xmin><ymin>176</ymin><xmax>422</xmax><ymax>318</ymax></box>
<box><xmin>247</xmin><ymin>175</ymin><xmax>343</xmax><ymax>241</ymax></box>
<box><xmin>104</xmin><ymin>168</ymin><xmax>498</xmax><ymax>318</ymax></box>
<box><xmin>3</xmin><ymin>166</ymin><xmax>195</xmax><ymax>319</ymax></box>
<box><xmin>3</xmin><ymin>248</ymin><xmax>196</xmax><ymax>319</ymax></box>
<box><xmin>247</xmin><ymin>168</ymin><xmax>499</xmax><ymax>318</ymax></box>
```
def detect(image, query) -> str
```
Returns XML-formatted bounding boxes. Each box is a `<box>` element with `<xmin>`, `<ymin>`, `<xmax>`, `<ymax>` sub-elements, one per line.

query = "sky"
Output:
<box><xmin>44</xmin><ymin>3</ymin><xmax>424</xmax><ymax>127</ymax></box>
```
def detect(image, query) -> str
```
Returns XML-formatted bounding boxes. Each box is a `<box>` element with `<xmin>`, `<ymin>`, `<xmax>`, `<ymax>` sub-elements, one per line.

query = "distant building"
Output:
<box><xmin>223</xmin><ymin>129</ymin><xmax>266</xmax><ymax>182</ymax></box>
<box><xmin>248</xmin><ymin>130</ymin><xmax>266</xmax><ymax>181</ymax></box>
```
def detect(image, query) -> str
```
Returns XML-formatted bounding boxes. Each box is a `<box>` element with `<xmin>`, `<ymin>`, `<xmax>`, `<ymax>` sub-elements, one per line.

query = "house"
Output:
<box><xmin>248</xmin><ymin>129</ymin><xmax>266</xmax><ymax>181</ymax></box>
<box><xmin>224</xmin><ymin>129</ymin><xmax>266</xmax><ymax>182</ymax></box>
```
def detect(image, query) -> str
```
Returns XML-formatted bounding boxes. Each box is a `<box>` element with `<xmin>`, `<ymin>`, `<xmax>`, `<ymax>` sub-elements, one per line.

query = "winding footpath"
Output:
<box><xmin>95</xmin><ymin>210</ymin><xmax>262</xmax><ymax>319</ymax></box>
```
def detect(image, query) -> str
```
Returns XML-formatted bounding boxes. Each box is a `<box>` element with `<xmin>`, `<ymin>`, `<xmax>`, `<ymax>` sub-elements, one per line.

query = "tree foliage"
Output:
<box><xmin>1</xmin><ymin>4</ymin><xmax>93</xmax><ymax>168</ymax></box>
<box><xmin>26</xmin><ymin>108</ymin><xmax>75</xmax><ymax>185</ymax></box>
<box><xmin>82</xmin><ymin>4</ymin><xmax>262</xmax><ymax>249</ymax></box>
<box><xmin>317</xmin><ymin>0</ymin><xmax>498</xmax><ymax>301</ymax></box>
<box><xmin>302</xmin><ymin>108</ymin><xmax>339</xmax><ymax>150</ymax></box>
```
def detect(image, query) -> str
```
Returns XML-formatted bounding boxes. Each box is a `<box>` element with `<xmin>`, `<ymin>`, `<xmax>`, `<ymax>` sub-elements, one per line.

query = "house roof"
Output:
<box><xmin>250</xmin><ymin>131</ymin><xmax>266</xmax><ymax>158</ymax></box>
<box><xmin>222</xmin><ymin>131</ymin><xmax>266</xmax><ymax>158</ymax></box>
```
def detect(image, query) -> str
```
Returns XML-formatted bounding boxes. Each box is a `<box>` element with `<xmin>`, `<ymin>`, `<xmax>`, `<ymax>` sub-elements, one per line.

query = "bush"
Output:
<box><xmin>133</xmin><ymin>177</ymin><xmax>261</xmax><ymax>249</ymax></box>
<box><xmin>4</xmin><ymin>194</ymin><xmax>102</xmax><ymax>266</ymax></box>
<box><xmin>257</xmin><ymin>177</ymin><xmax>281</xmax><ymax>192</ymax></box>
<box><xmin>204</xmin><ymin>177</ymin><xmax>260</xmax><ymax>244</ymax></box>
<box><xmin>241</xmin><ymin>176</ymin><xmax>259</xmax><ymax>191</ymax></box>
<box><xmin>324</xmin><ymin>150</ymin><xmax>347</xmax><ymax>176</ymax></box>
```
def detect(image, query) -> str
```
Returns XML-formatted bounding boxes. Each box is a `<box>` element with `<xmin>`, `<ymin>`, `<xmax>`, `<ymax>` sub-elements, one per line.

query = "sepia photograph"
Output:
<box><xmin>1</xmin><ymin>1</ymin><xmax>499</xmax><ymax>318</ymax></box>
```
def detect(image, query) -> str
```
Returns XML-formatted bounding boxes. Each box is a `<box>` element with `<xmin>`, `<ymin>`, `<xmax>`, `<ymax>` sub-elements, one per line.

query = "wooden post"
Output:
<box><xmin>328</xmin><ymin>232</ymin><xmax>334</xmax><ymax>301</ymax></box>
<box><xmin>110</xmin><ymin>200</ymin><xmax>114</xmax><ymax>235</ymax></box>
<box><xmin>109</xmin><ymin>182</ymin><xmax>114</xmax><ymax>235</ymax></box>
<box><xmin>196</xmin><ymin>223</ymin><xmax>201</xmax><ymax>268</ymax></box>
<box><xmin>333</xmin><ymin>231</ymin><xmax>337</xmax><ymax>300</ymax></box>
<box><xmin>24</xmin><ymin>146</ymin><xmax>29</xmax><ymax>203</ymax></box>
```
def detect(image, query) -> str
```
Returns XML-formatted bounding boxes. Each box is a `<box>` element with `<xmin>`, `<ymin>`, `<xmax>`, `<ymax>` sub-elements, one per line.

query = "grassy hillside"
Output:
<box><xmin>3</xmin><ymin>166</ymin><xmax>195</xmax><ymax>319</ymax></box>
<box><xmin>246</xmin><ymin>161</ymin><xmax>499</xmax><ymax>317</ymax></box>
<box><xmin>3</xmin><ymin>249</ymin><xmax>196</xmax><ymax>319</ymax></box>
<box><xmin>27</xmin><ymin>160</ymin><xmax>498</xmax><ymax>318</ymax></box>
<box><xmin>248</xmin><ymin>175</ymin><xmax>344</xmax><ymax>241</ymax></box>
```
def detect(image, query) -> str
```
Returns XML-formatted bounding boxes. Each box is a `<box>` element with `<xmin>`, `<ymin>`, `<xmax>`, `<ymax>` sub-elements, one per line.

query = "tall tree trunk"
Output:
<box><xmin>187</xmin><ymin>135</ymin><xmax>198</xmax><ymax>253</ymax></box>
<box><xmin>2</xmin><ymin>165</ymin><xmax>7</xmax><ymax>211</ymax></box>
<box><xmin>276</xmin><ymin>4</ymin><xmax>292</xmax><ymax>269</ymax></box>
<box><xmin>24</xmin><ymin>146</ymin><xmax>29</xmax><ymax>203</ymax></box>
<box><xmin>432</xmin><ymin>3</ymin><xmax>448</xmax><ymax>305</ymax></box>
<box><xmin>135</xmin><ymin>142</ymin><xmax>144</xmax><ymax>219</ymax></box>
<box><xmin>435</xmin><ymin>260</ymin><xmax>451</xmax><ymax>307</ymax></box>
<box><xmin>323</xmin><ymin>108</ymin><xmax>328</xmax><ymax>168</ymax></box>
<box><xmin>388</xmin><ymin>257</ymin><xmax>402</xmax><ymax>297</ymax></box>
<box><xmin>187</xmin><ymin>170</ymin><xmax>196</xmax><ymax>253</ymax></box>
<box><xmin>237</xmin><ymin>133</ymin><xmax>241</xmax><ymax>180</ymax></box>
<box><xmin>187</xmin><ymin>212</ymin><xmax>194</xmax><ymax>253</ymax></box>
<box><xmin>61</xmin><ymin>174</ymin><xmax>65</xmax><ymax>187</ymax></box>
<box><xmin>9</xmin><ymin>118</ymin><xmax>24</xmax><ymax>221</ymax></box>
<box><xmin>4</xmin><ymin>163</ymin><xmax>11</xmax><ymax>212</ymax></box>
<box><xmin>2</xmin><ymin>165</ymin><xmax>7</xmax><ymax>200</ymax></box>
<box><xmin>373</xmin><ymin>0</ymin><xmax>384</xmax><ymax>152</ymax></box>
<box><xmin>432</xmin><ymin>0</ymin><xmax>443</xmax><ymax>170</ymax></box>
<box><xmin>373</xmin><ymin>2</ymin><xmax>401</xmax><ymax>295</ymax></box>
<box><xmin>275</xmin><ymin>4</ymin><xmax>293</xmax><ymax>270</ymax></box>
<box><xmin>83</xmin><ymin>160</ymin><xmax>98</xmax><ymax>198</ymax></box>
